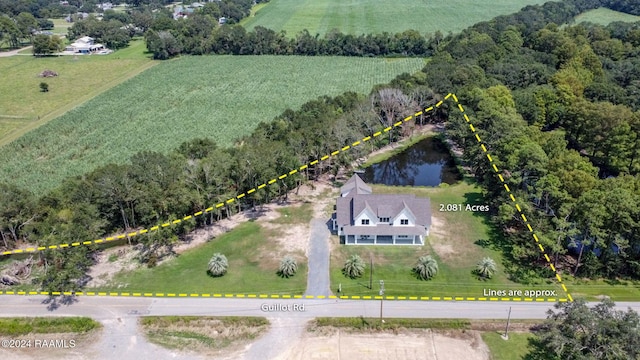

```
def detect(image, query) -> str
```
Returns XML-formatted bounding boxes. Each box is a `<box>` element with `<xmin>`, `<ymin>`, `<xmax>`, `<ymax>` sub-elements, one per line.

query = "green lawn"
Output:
<box><xmin>140</xmin><ymin>316</ymin><xmax>268</xmax><ymax>352</ymax></box>
<box><xmin>482</xmin><ymin>332</ymin><xmax>533</xmax><ymax>360</ymax></box>
<box><xmin>0</xmin><ymin>39</ymin><xmax>154</xmax><ymax>147</ymax></box>
<box><xmin>242</xmin><ymin>0</ymin><xmax>548</xmax><ymax>36</ymax></box>
<box><xmin>0</xmin><ymin>317</ymin><xmax>100</xmax><ymax>335</ymax></box>
<box><xmin>564</xmin><ymin>277</ymin><xmax>640</xmax><ymax>302</ymax></box>
<box><xmin>330</xmin><ymin>181</ymin><xmax>564</xmax><ymax>299</ymax></box>
<box><xmin>49</xmin><ymin>18</ymin><xmax>72</xmax><ymax>36</ymax></box>
<box><xmin>0</xmin><ymin>55</ymin><xmax>425</xmax><ymax>195</ymax></box>
<box><xmin>574</xmin><ymin>7</ymin><xmax>640</xmax><ymax>25</ymax></box>
<box><xmin>96</xmin><ymin>221</ymin><xmax>308</xmax><ymax>295</ymax></box>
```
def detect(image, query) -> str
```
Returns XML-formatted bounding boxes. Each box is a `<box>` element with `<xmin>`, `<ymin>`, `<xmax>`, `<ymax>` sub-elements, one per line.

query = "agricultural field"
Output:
<box><xmin>0</xmin><ymin>39</ymin><xmax>153</xmax><ymax>147</ymax></box>
<box><xmin>0</xmin><ymin>55</ymin><xmax>425</xmax><ymax>195</ymax></box>
<box><xmin>573</xmin><ymin>7</ymin><xmax>640</xmax><ymax>25</ymax></box>
<box><xmin>241</xmin><ymin>0</ymin><xmax>548</xmax><ymax>36</ymax></box>
<box><xmin>330</xmin><ymin>182</ymin><xmax>565</xmax><ymax>299</ymax></box>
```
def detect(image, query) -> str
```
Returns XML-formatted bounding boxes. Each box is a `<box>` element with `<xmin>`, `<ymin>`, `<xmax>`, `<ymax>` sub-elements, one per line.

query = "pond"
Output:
<box><xmin>361</xmin><ymin>136</ymin><xmax>462</xmax><ymax>186</ymax></box>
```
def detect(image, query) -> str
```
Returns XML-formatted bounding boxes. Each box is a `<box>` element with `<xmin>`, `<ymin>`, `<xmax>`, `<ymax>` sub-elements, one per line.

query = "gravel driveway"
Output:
<box><xmin>304</xmin><ymin>219</ymin><xmax>332</xmax><ymax>297</ymax></box>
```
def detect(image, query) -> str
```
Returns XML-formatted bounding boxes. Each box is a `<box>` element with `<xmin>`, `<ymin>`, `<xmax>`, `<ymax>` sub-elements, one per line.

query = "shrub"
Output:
<box><xmin>207</xmin><ymin>253</ymin><xmax>228</xmax><ymax>277</ymax></box>
<box><xmin>343</xmin><ymin>254</ymin><xmax>365</xmax><ymax>279</ymax></box>
<box><xmin>278</xmin><ymin>256</ymin><xmax>297</xmax><ymax>278</ymax></box>
<box><xmin>413</xmin><ymin>255</ymin><xmax>438</xmax><ymax>280</ymax></box>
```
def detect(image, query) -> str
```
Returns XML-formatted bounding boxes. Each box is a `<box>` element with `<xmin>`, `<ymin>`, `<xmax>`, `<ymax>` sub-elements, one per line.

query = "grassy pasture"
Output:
<box><xmin>481</xmin><ymin>332</ymin><xmax>533</xmax><ymax>360</ymax></box>
<box><xmin>0</xmin><ymin>39</ymin><xmax>154</xmax><ymax>147</ymax></box>
<box><xmin>96</xmin><ymin>221</ymin><xmax>308</xmax><ymax>295</ymax></box>
<box><xmin>140</xmin><ymin>316</ymin><xmax>269</xmax><ymax>353</ymax></box>
<box><xmin>330</xmin><ymin>182</ymin><xmax>564</xmax><ymax>299</ymax></box>
<box><xmin>574</xmin><ymin>7</ymin><xmax>640</xmax><ymax>25</ymax></box>
<box><xmin>0</xmin><ymin>317</ymin><xmax>100</xmax><ymax>335</ymax></box>
<box><xmin>50</xmin><ymin>18</ymin><xmax>72</xmax><ymax>36</ymax></box>
<box><xmin>242</xmin><ymin>0</ymin><xmax>548</xmax><ymax>36</ymax></box>
<box><xmin>0</xmin><ymin>55</ymin><xmax>424</xmax><ymax>195</ymax></box>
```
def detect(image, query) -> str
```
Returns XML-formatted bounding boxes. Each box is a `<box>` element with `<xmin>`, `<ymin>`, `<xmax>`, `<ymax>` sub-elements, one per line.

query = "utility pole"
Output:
<box><xmin>369</xmin><ymin>254</ymin><xmax>373</xmax><ymax>290</ymax></box>
<box><xmin>379</xmin><ymin>280</ymin><xmax>385</xmax><ymax>322</ymax></box>
<box><xmin>503</xmin><ymin>306</ymin><xmax>512</xmax><ymax>340</ymax></box>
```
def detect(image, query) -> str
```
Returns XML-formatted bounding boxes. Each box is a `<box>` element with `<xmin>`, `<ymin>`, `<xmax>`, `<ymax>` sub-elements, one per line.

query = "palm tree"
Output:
<box><xmin>476</xmin><ymin>257</ymin><xmax>497</xmax><ymax>279</ymax></box>
<box><xmin>414</xmin><ymin>255</ymin><xmax>438</xmax><ymax>280</ymax></box>
<box><xmin>207</xmin><ymin>253</ymin><xmax>228</xmax><ymax>277</ymax></box>
<box><xmin>278</xmin><ymin>256</ymin><xmax>297</xmax><ymax>278</ymax></box>
<box><xmin>343</xmin><ymin>254</ymin><xmax>365</xmax><ymax>279</ymax></box>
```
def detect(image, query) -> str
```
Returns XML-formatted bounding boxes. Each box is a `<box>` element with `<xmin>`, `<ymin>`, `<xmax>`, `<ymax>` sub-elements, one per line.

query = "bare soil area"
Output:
<box><xmin>0</xmin><ymin>332</ymin><xmax>95</xmax><ymax>360</ymax></box>
<box><xmin>275</xmin><ymin>328</ymin><xmax>490</xmax><ymax>360</ymax></box>
<box><xmin>429</xmin><ymin>215</ymin><xmax>457</xmax><ymax>260</ymax></box>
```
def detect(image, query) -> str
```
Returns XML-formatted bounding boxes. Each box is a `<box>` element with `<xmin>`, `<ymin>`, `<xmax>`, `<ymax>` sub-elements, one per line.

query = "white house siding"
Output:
<box><xmin>346</xmin><ymin>234</ymin><xmax>423</xmax><ymax>245</ymax></box>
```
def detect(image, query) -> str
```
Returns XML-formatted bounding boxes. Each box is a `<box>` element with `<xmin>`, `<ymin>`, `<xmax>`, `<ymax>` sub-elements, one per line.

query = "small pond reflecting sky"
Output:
<box><xmin>362</xmin><ymin>137</ymin><xmax>462</xmax><ymax>186</ymax></box>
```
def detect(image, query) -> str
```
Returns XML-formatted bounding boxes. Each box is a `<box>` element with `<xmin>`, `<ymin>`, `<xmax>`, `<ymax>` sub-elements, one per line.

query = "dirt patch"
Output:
<box><xmin>140</xmin><ymin>317</ymin><xmax>268</xmax><ymax>358</ymax></box>
<box><xmin>429</xmin><ymin>215</ymin><xmax>457</xmax><ymax>260</ymax></box>
<box><xmin>86</xmin><ymin>247</ymin><xmax>139</xmax><ymax>287</ymax></box>
<box><xmin>276</xmin><ymin>328</ymin><xmax>490</xmax><ymax>360</ymax></box>
<box><xmin>0</xmin><ymin>332</ymin><xmax>95</xmax><ymax>360</ymax></box>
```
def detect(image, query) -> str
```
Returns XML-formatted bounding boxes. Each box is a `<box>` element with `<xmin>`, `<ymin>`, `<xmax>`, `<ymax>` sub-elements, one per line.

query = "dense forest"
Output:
<box><xmin>1</xmin><ymin>0</ymin><xmax>640</xmax><ymax>291</ymax></box>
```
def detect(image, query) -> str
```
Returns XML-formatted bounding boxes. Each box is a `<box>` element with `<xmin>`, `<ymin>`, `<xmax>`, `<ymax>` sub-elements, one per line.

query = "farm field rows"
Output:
<box><xmin>242</xmin><ymin>0</ymin><xmax>548</xmax><ymax>36</ymax></box>
<box><xmin>0</xmin><ymin>55</ymin><xmax>425</xmax><ymax>195</ymax></box>
<box><xmin>0</xmin><ymin>39</ymin><xmax>153</xmax><ymax>147</ymax></box>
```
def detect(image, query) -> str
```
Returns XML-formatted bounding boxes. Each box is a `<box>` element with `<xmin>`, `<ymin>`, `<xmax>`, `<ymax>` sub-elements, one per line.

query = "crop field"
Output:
<box><xmin>241</xmin><ymin>0</ymin><xmax>548</xmax><ymax>36</ymax></box>
<box><xmin>574</xmin><ymin>7</ymin><xmax>640</xmax><ymax>25</ymax></box>
<box><xmin>0</xmin><ymin>55</ymin><xmax>425</xmax><ymax>195</ymax></box>
<box><xmin>0</xmin><ymin>39</ymin><xmax>153</xmax><ymax>147</ymax></box>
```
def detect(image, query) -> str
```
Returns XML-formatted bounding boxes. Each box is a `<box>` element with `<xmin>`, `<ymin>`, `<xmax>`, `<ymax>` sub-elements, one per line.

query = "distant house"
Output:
<box><xmin>333</xmin><ymin>174</ymin><xmax>431</xmax><ymax>245</ymax></box>
<box><xmin>218</xmin><ymin>17</ymin><xmax>227</xmax><ymax>24</ymax></box>
<box><xmin>173</xmin><ymin>4</ymin><xmax>197</xmax><ymax>19</ymax></box>
<box><xmin>65</xmin><ymin>12</ymin><xmax>89</xmax><ymax>22</ymax></box>
<box><xmin>63</xmin><ymin>36</ymin><xmax>109</xmax><ymax>54</ymax></box>
<box><xmin>97</xmin><ymin>2</ymin><xmax>113</xmax><ymax>10</ymax></box>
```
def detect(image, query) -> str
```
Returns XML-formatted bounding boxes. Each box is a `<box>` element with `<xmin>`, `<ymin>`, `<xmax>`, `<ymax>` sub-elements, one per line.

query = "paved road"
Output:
<box><xmin>0</xmin><ymin>45</ymin><xmax>31</xmax><ymax>57</ymax></box>
<box><xmin>3</xmin><ymin>296</ymin><xmax>640</xmax><ymax>320</ymax></box>
<box><xmin>3</xmin><ymin>296</ymin><xmax>640</xmax><ymax>359</ymax></box>
<box><xmin>304</xmin><ymin>219</ymin><xmax>331</xmax><ymax>297</ymax></box>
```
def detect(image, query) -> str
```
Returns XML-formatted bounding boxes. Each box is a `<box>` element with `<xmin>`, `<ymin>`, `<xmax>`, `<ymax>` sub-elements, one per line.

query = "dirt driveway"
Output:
<box><xmin>275</xmin><ymin>328</ymin><xmax>490</xmax><ymax>360</ymax></box>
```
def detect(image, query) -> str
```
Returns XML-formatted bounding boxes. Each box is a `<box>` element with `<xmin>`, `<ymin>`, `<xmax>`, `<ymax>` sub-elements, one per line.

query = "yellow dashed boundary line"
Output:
<box><xmin>0</xmin><ymin>290</ymin><xmax>567</xmax><ymax>302</ymax></box>
<box><xmin>0</xmin><ymin>93</ymin><xmax>573</xmax><ymax>303</ymax></box>
<box><xmin>446</xmin><ymin>92</ymin><xmax>573</xmax><ymax>302</ymax></box>
<box><xmin>0</xmin><ymin>99</ymin><xmax>443</xmax><ymax>257</ymax></box>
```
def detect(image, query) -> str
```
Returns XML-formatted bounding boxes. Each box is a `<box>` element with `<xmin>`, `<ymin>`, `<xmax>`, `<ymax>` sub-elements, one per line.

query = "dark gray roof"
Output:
<box><xmin>342</xmin><ymin>225</ymin><xmax>426</xmax><ymax>236</ymax></box>
<box><xmin>336</xmin><ymin>195</ymin><xmax>432</xmax><ymax>228</ymax></box>
<box><xmin>340</xmin><ymin>174</ymin><xmax>371</xmax><ymax>196</ymax></box>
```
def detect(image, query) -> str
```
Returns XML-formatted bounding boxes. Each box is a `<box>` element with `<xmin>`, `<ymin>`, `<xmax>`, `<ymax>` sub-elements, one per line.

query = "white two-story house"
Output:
<box><xmin>332</xmin><ymin>174</ymin><xmax>431</xmax><ymax>245</ymax></box>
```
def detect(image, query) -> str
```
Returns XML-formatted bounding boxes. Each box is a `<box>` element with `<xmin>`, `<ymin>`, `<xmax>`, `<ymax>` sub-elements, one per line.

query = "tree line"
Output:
<box><xmin>421</xmin><ymin>14</ymin><xmax>640</xmax><ymax>279</ymax></box>
<box><xmin>145</xmin><ymin>23</ymin><xmax>433</xmax><ymax>59</ymax></box>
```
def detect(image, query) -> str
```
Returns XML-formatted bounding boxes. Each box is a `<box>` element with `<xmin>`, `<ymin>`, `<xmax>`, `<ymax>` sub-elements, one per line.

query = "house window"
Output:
<box><xmin>379</xmin><ymin>217</ymin><xmax>390</xmax><ymax>223</ymax></box>
<box><xmin>400</xmin><ymin>219</ymin><xmax>409</xmax><ymax>225</ymax></box>
<box><xmin>397</xmin><ymin>235</ymin><xmax>409</xmax><ymax>238</ymax></box>
<box><xmin>361</xmin><ymin>219</ymin><xmax>369</xmax><ymax>225</ymax></box>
